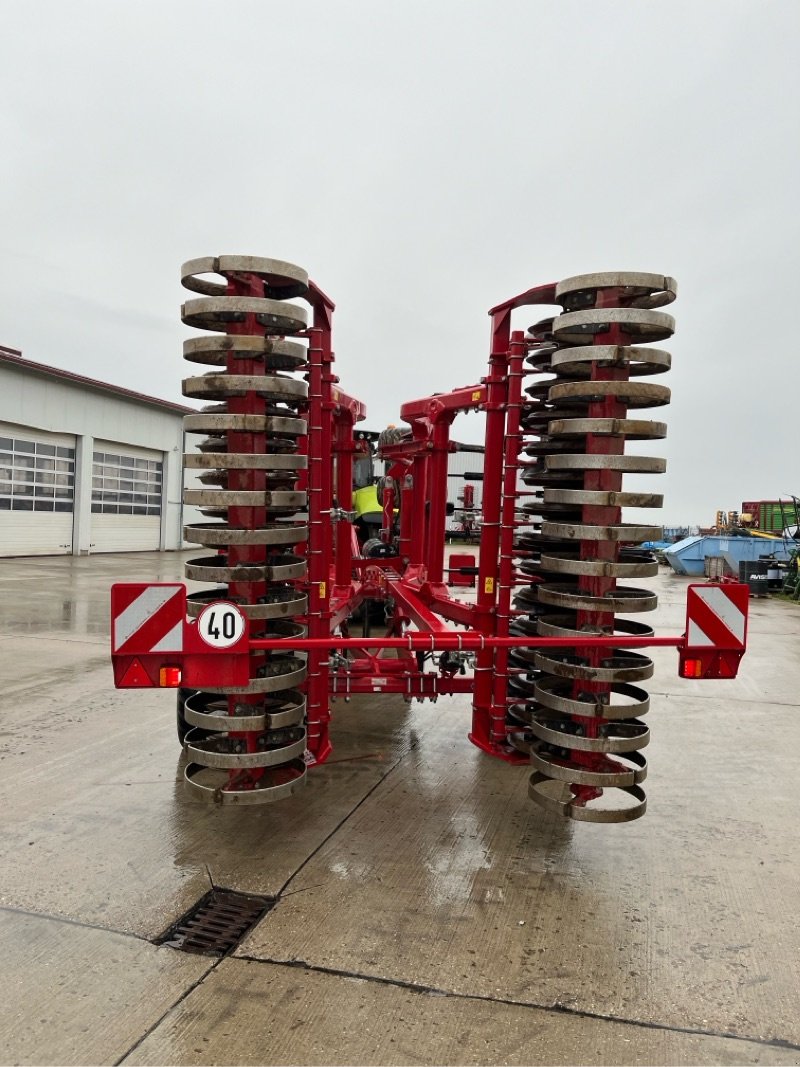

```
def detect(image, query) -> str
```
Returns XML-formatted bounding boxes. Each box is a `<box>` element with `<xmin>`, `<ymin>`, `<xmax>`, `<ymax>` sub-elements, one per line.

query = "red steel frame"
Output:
<box><xmin>298</xmin><ymin>280</ymin><xmax>688</xmax><ymax>766</ymax></box>
<box><xmin>111</xmin><ymin>274</ymin><xmax>749</xmax><ymax>781</ymax></box>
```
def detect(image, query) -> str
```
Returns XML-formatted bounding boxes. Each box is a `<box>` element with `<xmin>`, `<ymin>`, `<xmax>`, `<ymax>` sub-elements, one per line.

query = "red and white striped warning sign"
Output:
<box><xmin>112</xmin><ymin>583</ymin><xmax>185</xmax><ymax>655</ymax></box>
<box><xmin>685</xmin><ymin>584</ymin><xmax>748</xmax><ymax>650</ymax></box>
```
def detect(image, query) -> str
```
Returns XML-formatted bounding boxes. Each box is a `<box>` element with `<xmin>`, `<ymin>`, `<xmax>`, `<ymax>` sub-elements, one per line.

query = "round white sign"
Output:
<box><xmin>197</xmin><ymin>602</ymin><xmax>246</xmax><ymax>648</ymax></box>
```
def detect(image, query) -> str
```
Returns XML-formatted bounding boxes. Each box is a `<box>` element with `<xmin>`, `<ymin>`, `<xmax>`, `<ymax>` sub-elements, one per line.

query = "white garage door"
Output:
<box><xmin>0</xmin><ymin>423</ymin><xmax>76</xmax><ymax>556</ymax></box>
<box><xmin>90</xmin><ymin>441</ymin><xmax>164</xmax><ymax>553</ymax></box>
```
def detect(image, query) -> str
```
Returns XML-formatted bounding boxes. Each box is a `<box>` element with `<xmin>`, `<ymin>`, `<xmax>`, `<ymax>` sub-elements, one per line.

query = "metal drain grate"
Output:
<box><xmin>156</xmin><ymin>889</ymin><xmax>272</xmax><ymax>956</ymax></box>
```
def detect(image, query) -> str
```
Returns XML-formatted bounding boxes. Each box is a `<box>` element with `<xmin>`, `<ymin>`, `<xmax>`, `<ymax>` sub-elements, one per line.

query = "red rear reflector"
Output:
<box><xmin>119</xmin><ymin>658</ymin><xmax>152</xmax><ymax>687</ymax></box>
<box><xmin>159</xmin><ymin>666</ymin><xmax>182</xmax><ymax>688</ymax></box>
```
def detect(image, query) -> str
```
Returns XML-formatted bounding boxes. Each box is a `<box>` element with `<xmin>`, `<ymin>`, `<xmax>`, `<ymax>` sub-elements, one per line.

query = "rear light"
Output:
<box><xmin>159</xmin><ymin>666</ymin><xmax>182</xmax><ymax>687</ymax></box>
<box><xmin>680</xmin><ymin>658</ymin><xmax>703</xmax><ymax>679</ymax></box>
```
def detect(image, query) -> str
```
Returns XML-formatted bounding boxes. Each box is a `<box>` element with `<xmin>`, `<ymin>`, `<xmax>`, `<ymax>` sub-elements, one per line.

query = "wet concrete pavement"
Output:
<box><xmin>0</xmin><ymin>551</ymin><xmax>799</xmax><ymax>1065</ymax></box>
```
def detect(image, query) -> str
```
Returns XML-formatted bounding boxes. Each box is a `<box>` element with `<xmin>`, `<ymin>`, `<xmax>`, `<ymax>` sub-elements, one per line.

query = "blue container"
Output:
<box><xmin>664</xmin><ymin>535</ymin><xmax>795</xmax><ymax>576</ymax></box>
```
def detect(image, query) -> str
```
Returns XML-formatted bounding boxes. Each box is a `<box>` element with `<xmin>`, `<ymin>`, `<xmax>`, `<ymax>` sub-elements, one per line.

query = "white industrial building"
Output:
<box><xmin>0</xmin><ymin>346</ymin><xmax>192</xmax><ymax>557</ymax></box>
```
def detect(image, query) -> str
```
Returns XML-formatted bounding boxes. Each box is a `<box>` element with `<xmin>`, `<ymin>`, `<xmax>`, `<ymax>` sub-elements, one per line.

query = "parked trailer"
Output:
<box><xmin>741</xmin><ymin>500</ymin><xmax>800</xmax><ymax>534</ymax></box>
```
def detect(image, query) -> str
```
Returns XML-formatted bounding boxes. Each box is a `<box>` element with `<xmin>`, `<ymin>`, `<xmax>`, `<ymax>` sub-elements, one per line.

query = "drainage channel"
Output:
<box><xmin>155</xmin><ymin>889</ymin><xmax>273</xmax><ymax>957</ymax></box>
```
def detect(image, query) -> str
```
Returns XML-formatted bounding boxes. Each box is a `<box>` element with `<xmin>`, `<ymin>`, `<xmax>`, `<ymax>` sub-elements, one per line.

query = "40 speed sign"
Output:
<box><xmin>196</xmin><ymin>602</ymin><xmax>247</xmax><ymax>649</ymax></box>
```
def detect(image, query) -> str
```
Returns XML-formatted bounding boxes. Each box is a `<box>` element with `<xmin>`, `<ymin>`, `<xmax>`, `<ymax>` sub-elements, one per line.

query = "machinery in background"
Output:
<box><xmin>781</xmin><ymin>548</ymin><xmax>800</xmax><ymax>600</ymax></box>
<box><xmin>712</xmin><ymin>499</ymin><xmax>800</xmax><ymax>539</ymax></box>
<box><xmin>111</xmin><ymin>260</ymin><xmax>749</xmax><ymax>823</ymax></box>
<box><xmin>697</xmin><ymin>498</ymin><xmax>800</xmax><ymax>593</ymax></box>
<box><xmin>740</xmin><ymin>498</ymin><xmax>800</xmax><ymax>537</ymax></box>
<box><xmin>447</xmin><ymin>481</ymin><xmax>482</xmax><ymax>542</ymax></box>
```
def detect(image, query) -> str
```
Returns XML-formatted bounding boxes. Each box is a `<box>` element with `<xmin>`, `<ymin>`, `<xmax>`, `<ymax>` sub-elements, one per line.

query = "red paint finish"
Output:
<box><xmin>111</xmin><ymin>271</ymin><xmax>748</xmax><ymax>803</ymax></box>
<box><xmin>448</xmin><ymin>554</ymin><xmax>476</xmax><ymax>588</ymax></box>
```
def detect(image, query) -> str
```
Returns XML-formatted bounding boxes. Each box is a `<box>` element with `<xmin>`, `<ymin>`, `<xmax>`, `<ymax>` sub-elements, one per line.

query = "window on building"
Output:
<box><xmin>0</xmin><ymin>438</ymin><xmax>75</xmax><ymax>512</ymax></box>
<box><xmin>91</xmin><ymin>452</ymin><xmax>162</xmax><ymax>515</ymax></box>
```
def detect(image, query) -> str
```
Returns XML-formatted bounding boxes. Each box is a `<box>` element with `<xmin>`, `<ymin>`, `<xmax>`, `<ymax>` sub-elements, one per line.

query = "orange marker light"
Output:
<box><xmin>159</xmin><ymin>666</ymin><xmax>182</xmax><ymax>688</ymax></box>
<box><xmin>681</xmin><ymin>658</ymin><xmax>704</xmax><ymax>679</ymax></box>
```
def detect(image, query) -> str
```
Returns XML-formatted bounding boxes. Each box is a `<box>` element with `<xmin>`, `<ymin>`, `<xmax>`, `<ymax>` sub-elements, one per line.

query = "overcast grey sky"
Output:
<box><xmin>1</xmin><ymin>0</ymin><xmax>797</xmax><ymax>525</ymax></box>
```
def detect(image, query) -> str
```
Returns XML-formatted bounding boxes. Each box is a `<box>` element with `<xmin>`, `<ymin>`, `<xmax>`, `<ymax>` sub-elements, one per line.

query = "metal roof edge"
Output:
<box><xmin>0</xmin><ymin>346</ymin><xmax>195</xmax><ymax>415</ymax></box>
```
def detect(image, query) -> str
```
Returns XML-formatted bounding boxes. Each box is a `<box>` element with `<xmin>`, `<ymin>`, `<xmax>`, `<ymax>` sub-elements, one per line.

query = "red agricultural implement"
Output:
<box><xmin>111</xmin><ymin>259</ymin><xmax>748</xmax><ymax>822</ymax></box>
